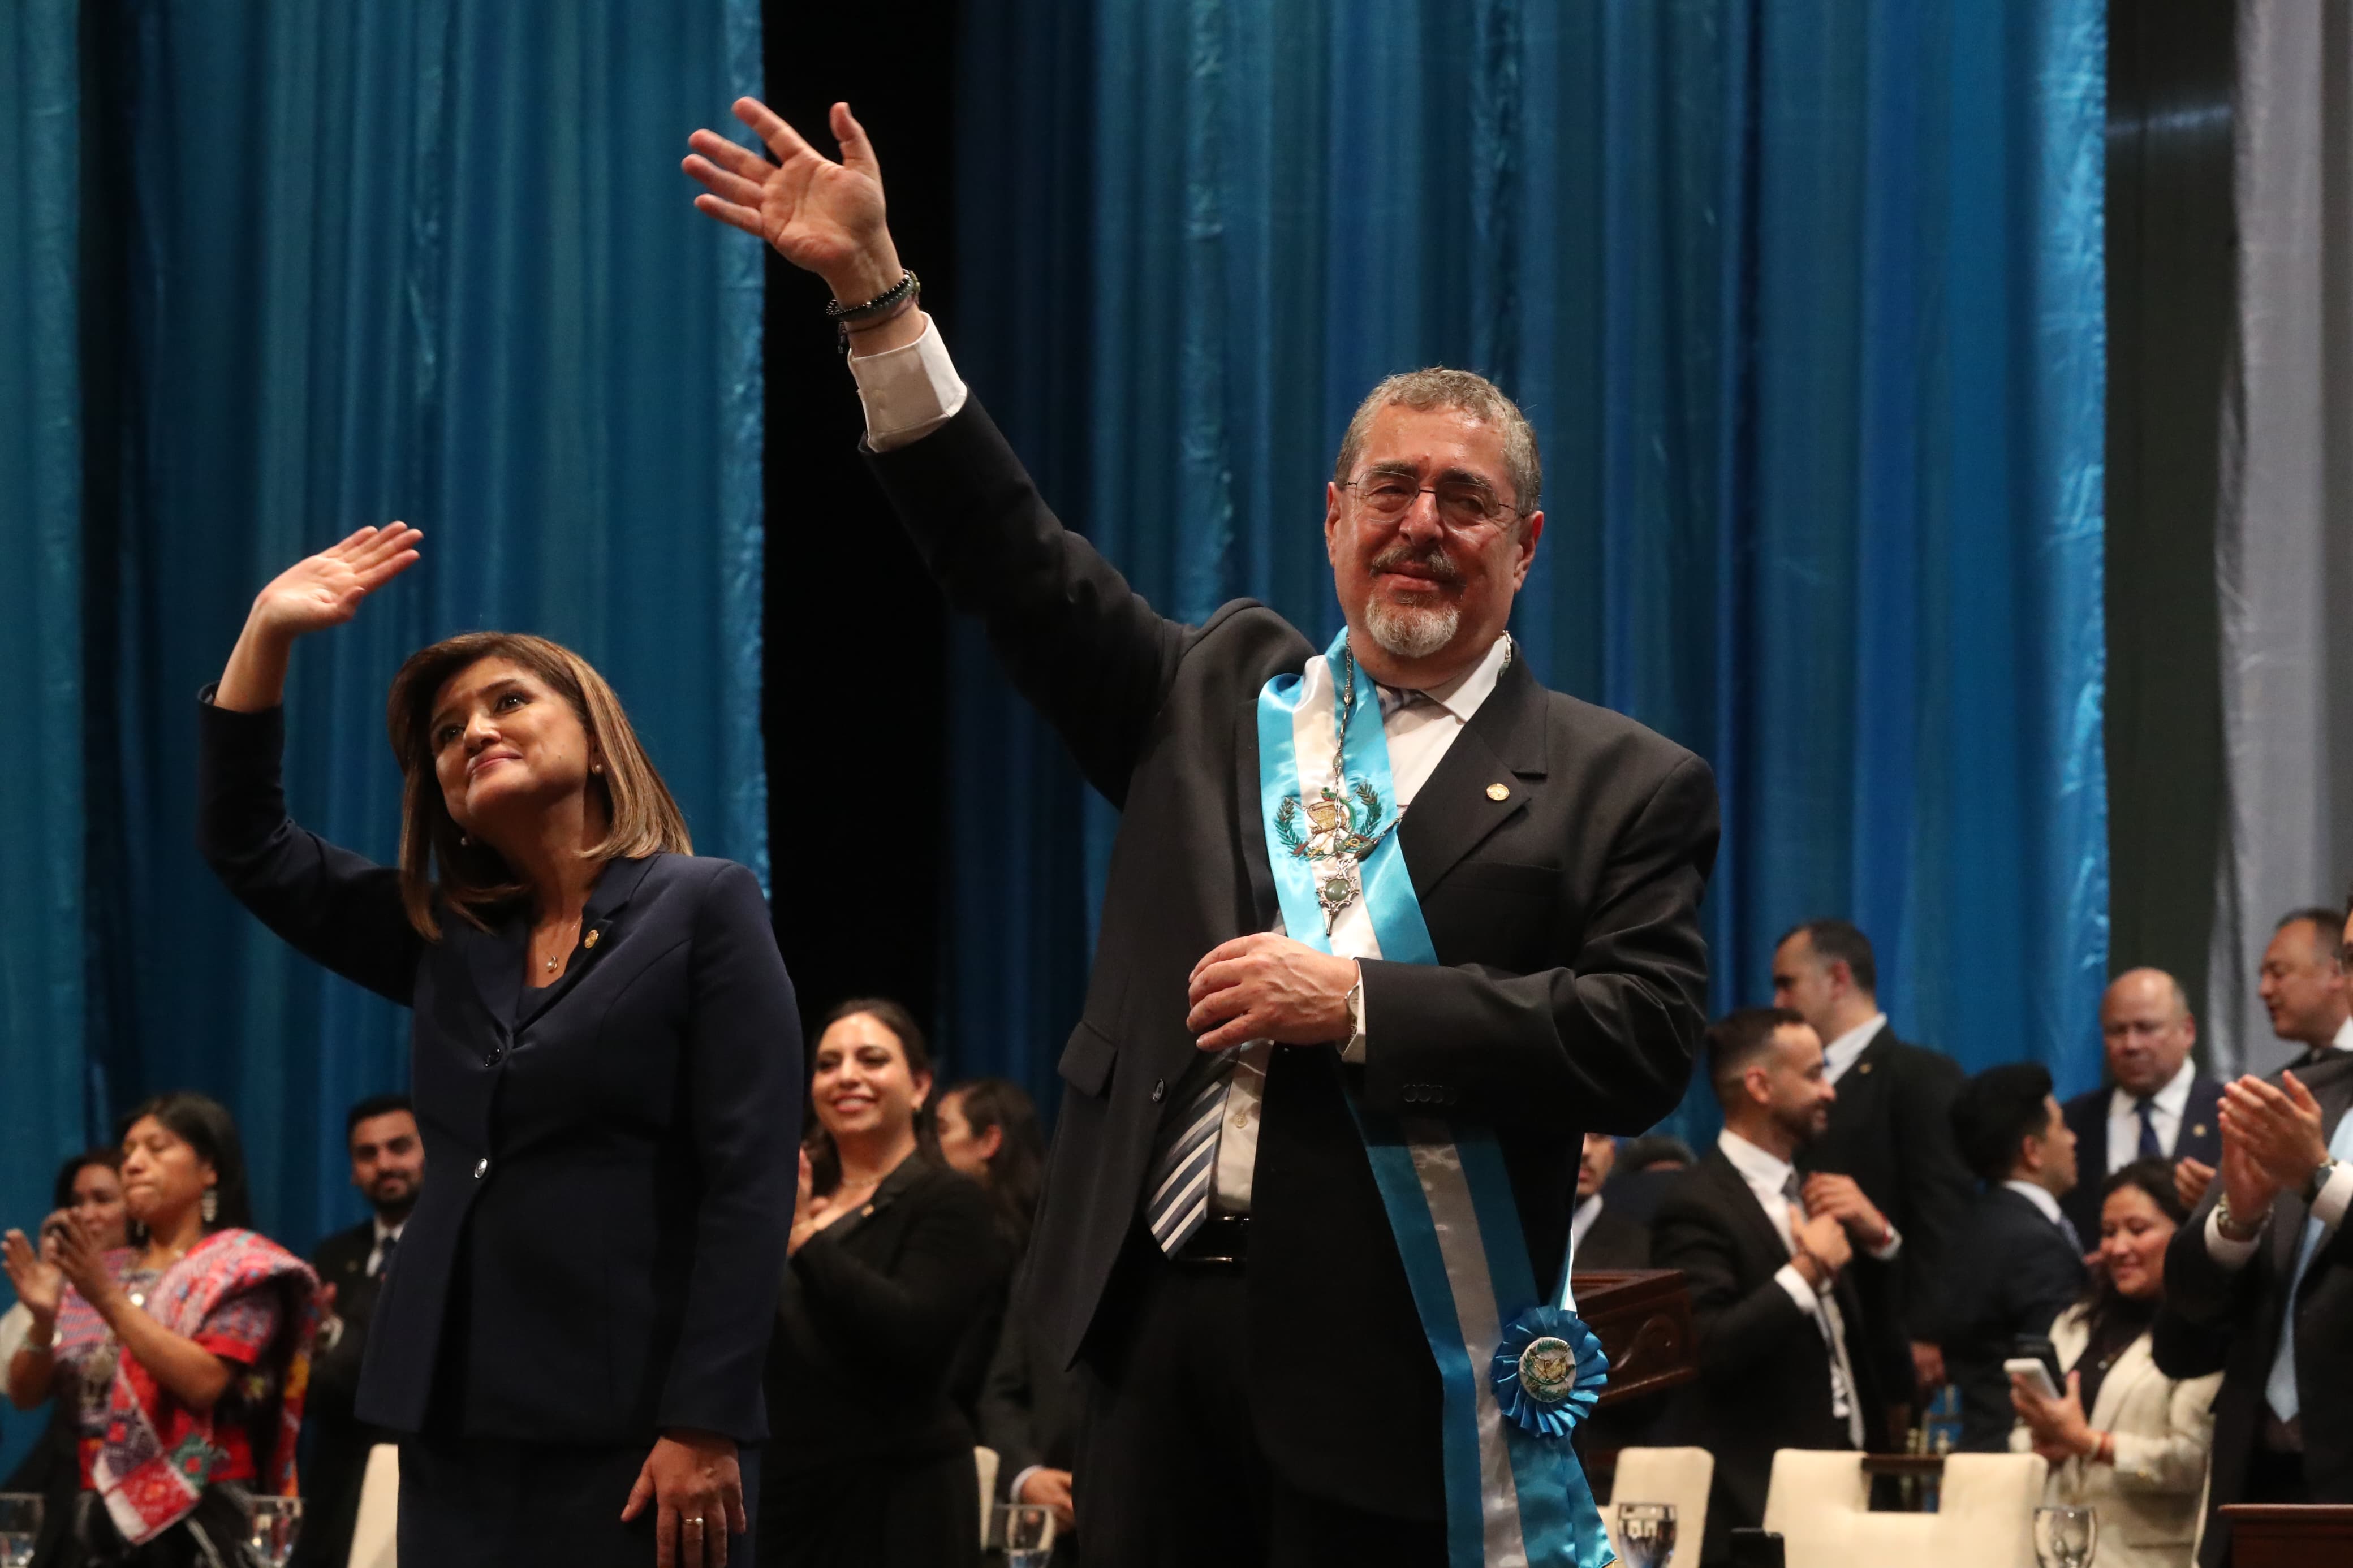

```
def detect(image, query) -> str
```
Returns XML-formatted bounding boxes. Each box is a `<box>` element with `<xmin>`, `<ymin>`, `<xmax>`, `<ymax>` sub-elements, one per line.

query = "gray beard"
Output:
<box><xmin>1364</xmin><ymin>597</ymin><xmax>1460</xmax><ymax>659</ymax></box>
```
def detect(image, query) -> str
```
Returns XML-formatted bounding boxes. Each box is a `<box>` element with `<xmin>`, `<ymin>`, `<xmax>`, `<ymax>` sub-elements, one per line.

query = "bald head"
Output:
<box><xmin>2100</xmin><ymin>968</ymin><xmax>2195</xmax><ymax>1098</ymax></box>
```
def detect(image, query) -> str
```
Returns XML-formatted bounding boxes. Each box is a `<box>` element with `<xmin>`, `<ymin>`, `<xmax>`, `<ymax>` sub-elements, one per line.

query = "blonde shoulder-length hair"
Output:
<box><xmin>385</xmin><ymin>631</ymin><xmax>692</xmax><ymax>938</ymax></box>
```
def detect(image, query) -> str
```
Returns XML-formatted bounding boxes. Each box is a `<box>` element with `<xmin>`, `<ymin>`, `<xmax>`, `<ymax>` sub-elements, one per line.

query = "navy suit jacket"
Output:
<box><xmin>2058</xmin><ymin>1075</ymin><xmax>2224</xmax><ymax>1241</ymax></box>
<box><xmin>1933</xmin><ymin>1186</ymin><xmax>2089</xmax><ymax>1451</ymax></box>
<box><xmin>198</xmin><ymin>697</ymin><xmax>800</xmax><ymax>1444</ymax></box>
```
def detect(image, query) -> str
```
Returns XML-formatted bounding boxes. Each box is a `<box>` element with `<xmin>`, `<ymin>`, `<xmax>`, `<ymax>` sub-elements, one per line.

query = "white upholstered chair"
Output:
<box><xmin>1605</xmin><ymin>1446</ymin><xmax>1714</xmax><ymax>1567</ymax></box>
<box><xmin>344</xmin><ymin>1441</ymin><xmax>400</xmax><ymax>1568</ymax></box>
<box><xmin>1762</xmin><ymin>1449</ymin><xmax>2046</xmax><ymax>1568</ymax></box>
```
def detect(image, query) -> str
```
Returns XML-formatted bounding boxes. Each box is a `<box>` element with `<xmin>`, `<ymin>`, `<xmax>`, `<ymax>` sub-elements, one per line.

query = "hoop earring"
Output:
<box><xmin>200</xmin><ymin>1188</ymin><xmax>219</xmax><ymax>1225</ymax></box>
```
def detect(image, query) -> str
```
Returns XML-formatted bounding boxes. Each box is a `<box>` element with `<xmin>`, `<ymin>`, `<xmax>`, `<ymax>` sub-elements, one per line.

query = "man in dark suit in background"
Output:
<box><xmin>2157</xmin><ymin>902</ymin><xmax>2353</xmax><ymax>1566</ymax></box>
<box><xmin>2258</xmin><ymin>906</ymin><xmax>2353</xmax><ymax>1066</ymax></box>
<box><xmin>1573</xmin><ymin>1131</ymin><xmax>1650</xmax><ymax>1271</ymax></box>
<box><xmin>2060</xmin><ymin>969</ymin><xmax>2223</xmax><ymax>1241</ymax></box>
<box><xmin>1774</xmin><ymin>919</ymin><xmax>1974</xmax><ymax>1408</ymax></box>
<box><xmin>291</xmin><ymin>1094</ymin><xmax>423</xmax><ymax>1568</ymax></box>
<box><xmin>1653</xmin><ymin>1008</ymin><xmax>1896</xmax><ymax>1565</ymax></box>
<box><xmin>685</xmin><ymin>96</ymin><xmax>1720</xmax><ymax>1566</ymax></box>
<box><xmin>979</xmin><ymin>1298</ymin><xmax>1085</xmax><ymax>1563</ymax></box>
<box><xmin>1936</xmin><ymin>1063</ymin><xmax>2087</xmax><ymax>1451</ymax></box>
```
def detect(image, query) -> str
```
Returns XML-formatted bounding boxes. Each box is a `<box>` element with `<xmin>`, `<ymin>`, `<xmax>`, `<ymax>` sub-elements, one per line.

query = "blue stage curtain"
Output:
<box><xmin>0</xmin><ymin>2</ymin><xmax>88</xmax><ymax>1476</ymax></box>
<box><xmin>953</xmin><ymin>0</ymin><xmax>2109</xmax><ymax>1133</ymax></box>
<box><xmin>77</xmin><ymin>0</ymin><xmax>765</xmax><ymax>1251</ymax></box>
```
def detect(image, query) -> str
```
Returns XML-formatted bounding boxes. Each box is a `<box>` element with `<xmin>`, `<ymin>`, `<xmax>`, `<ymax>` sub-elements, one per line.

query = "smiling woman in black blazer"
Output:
<box><xmin>198</xmin><ymin>524</ymin><xmax>800</xmax><ymax>1568</ymax></box>
<box><xmin>761</xmin><ymin>1000</ymin><xmax>1012</xmax><ymax>1568</ymax></box>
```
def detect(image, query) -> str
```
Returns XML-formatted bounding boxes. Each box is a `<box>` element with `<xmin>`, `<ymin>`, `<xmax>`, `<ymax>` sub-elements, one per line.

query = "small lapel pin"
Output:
<box><xmin>1486</xmin><ymin>781</ymin><xmax>1510</xmax><ymax>801</ymax></box>
<box><xmin>583</xmin><ymin>929</ymin><xmax>601</xmax><ymax>950</ymax></box>
<box><xmin>1858</xmin><ymin>1062</ymin><xmax>1873</xmax><ymax>1075</ymax></box>
<box><xmin>2191</xmin><ymin>1122</ymin><xmax>2207</xmax><ymax>1138</ymax></box>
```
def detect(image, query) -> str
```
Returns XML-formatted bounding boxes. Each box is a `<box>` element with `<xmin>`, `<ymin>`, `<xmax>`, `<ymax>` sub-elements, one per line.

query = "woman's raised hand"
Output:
<box><xmin>216</xmin><ymin>523</ymin><xmax>421</xmax><ymax>712</ymax></box>
<box><xmin>1</xmin><ymin>1225</ymin><xmax>65</xmax><ymax>1323</ymax></box>
<box><xmin>249</xmin><ymin>524</ymin><xmax>423</xmax><ymax>641</ymax></box>
<box><xmin>683</xmin><ymin>100</ymin><xmax>900</xmax><ymax>301</ymax></box>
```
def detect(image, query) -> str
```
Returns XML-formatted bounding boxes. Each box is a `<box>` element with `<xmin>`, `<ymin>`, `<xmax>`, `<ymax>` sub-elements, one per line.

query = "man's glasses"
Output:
<box><xmin>1340</xmin><ymin>470</ymin><xmax>1522</xmax><ymax>530</ymax></box>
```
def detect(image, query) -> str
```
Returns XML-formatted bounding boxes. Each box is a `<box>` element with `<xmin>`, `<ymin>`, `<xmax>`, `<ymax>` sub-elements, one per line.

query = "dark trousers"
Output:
<box><xmin>397</xmin><ymin>1433</ymin><xmax>760</xmax><ymax>1568</ymax></box>
<box><xmin>757</xmin><ymin>1448</ymin><xmax>978</xmax><ymax>1568</ymax></box>
<box><xmin>1074</xmin><ymin>1237</ymin><xmax>1447</xmax><ymax>1568</ymax></box>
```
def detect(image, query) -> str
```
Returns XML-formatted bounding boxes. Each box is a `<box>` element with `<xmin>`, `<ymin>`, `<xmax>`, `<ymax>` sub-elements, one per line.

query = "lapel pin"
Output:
<box><xmin>2192</xmin><ymin>1122</ymin><xmax>2207</xmax><ymax>1138</ymax></box>
<box><xmin>584</xmin><ymin>929</ymin><xmax>601</xmax><ymax>950</ymax></box>
<box><xmin>1486</xmin><ymin>782</ymin><xmax>1510</xmax><ymax>801</ymax></box>
<box><xmin>1858</xmin><ymin>1062</ymin><xmax>1873</xmax><ymax>1075</ymax></box>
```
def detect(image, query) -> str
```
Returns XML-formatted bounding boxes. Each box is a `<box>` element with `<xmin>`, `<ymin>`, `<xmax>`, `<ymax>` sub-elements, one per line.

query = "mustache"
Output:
<box><xmin>1368</xmin><ymin>542</ymin><xmax>1464</xmax><ymax>584</ymax></box>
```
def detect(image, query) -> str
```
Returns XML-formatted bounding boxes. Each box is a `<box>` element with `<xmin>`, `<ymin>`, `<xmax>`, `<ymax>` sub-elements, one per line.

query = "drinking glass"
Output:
<box><xmin>2033</xmin><ymin>1505</ymin><xmax>2097</xmax><ymax>1568</ymax></box>
<box><xmin>0</xmin><ymin>1494</ymin><xmax>42</xmax><ymax>1568</ymax></box>
<box><xmin>992</xmin><ymin>1502</ymin><xmax>1055</xmax><ymax>1568</ymax></box>
<box><xmin>1615</xmin><ymin>1501</ymin><xmax>1678</xmax><ymax>1568</ymax></box>
<box><xmin>245</xmin><ymin>1494</ymin><xmax>303</xmax><ymax>1568</ymax></box>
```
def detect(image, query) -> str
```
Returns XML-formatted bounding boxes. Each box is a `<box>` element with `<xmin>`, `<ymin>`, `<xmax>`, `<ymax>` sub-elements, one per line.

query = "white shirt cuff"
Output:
<box><xmin>848</xmin><ymin>316</ymin><xmax>967</xmax><ymax>451</ymax></box>
<box><xmin>1867</xmin><ymin>1224</ymin><xmax>1902</xmax><ymax>1263</ymax></box>
<box><xmin>1008</xmin><ymin>1463</ymin><xmax>1047</xmax><ymax>1504</ymax></box>
<box><xmin>2204</xmin><ymin>1205</ymin><xmax>2262</xmax><ymax>1270</ymax></box>
<box><xmin>2311</xmin><ymin>1161</ymin><xmax>2353</xmax><ymax>1231</ymax></box>
<box><xmin>1339</xmin><ymin>963</ymin><xmax>1367</xmax><ymax>1064</ymax></box>
<box><xmin>1775</xmin><ymin>1262</ymin><xmax>1823</xmax><ymax>1315</ymax></box>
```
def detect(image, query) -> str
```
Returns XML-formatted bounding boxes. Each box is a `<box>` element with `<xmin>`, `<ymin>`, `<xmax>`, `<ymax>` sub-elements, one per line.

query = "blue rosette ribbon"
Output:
<box><xmin>1490</xmin><ymin>1306</ymin><xmax>1609</xmax><ymax>1441</ymax></box>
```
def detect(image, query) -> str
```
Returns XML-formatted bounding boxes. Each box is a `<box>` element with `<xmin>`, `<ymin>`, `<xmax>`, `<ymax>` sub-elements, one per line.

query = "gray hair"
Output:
<box><xmin>1332</xmin><ymin>368</ymin><xmax>1542</xmax><ymax>516</ymax></box>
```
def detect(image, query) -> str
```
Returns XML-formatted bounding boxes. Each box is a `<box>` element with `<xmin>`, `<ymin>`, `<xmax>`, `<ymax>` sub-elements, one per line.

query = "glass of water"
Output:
<box><xmin>0</xmin><ymin>1494</ymin><xmax>43</xmax><ymax>1568</ymax></box>
<box><xmin>2033</xmin><ymin>1505</ymin><xmax>2097</xmax><ymax>1568</ymax></box>
<box><xmin>992</xmin><ymin>1501</ymin><xmax>1055</xmax><ymax>1567</ymax></box>
<box><xmin>1615</xmin><ymin>1501</ymin><xmax>1678</xmax><ymax>1568</ymax></box>
<box><xmin>245</xmin><ymin>1494</ymin><xmax>303</xmax><ymax>1568</ymax></box>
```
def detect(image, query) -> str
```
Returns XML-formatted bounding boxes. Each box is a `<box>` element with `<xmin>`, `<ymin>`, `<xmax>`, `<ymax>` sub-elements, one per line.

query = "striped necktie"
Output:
<box><xmin>1144</xmin><ymin>1052</ymin><xmax>1239</xmax><ymax>1254</ymax></box>
<box><xmin>2135</xmin><ymin>1096</ymin><xmax>2163</xmax><ymax>1160</ymax></box>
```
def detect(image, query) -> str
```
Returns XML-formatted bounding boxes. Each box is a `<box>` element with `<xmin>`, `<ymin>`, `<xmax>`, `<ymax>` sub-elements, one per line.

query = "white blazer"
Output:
<box><xmin>2009</xmin><ymin>1303</ymin><xmax>2223</xmax><ymax>1568</ymax></box>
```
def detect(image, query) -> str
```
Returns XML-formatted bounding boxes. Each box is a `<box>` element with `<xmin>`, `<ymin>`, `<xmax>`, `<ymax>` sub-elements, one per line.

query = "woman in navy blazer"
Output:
<box><xmin>198</xmin><ymin>524</ymin><xmax>800</xmax><ymax>1568</ymax></box>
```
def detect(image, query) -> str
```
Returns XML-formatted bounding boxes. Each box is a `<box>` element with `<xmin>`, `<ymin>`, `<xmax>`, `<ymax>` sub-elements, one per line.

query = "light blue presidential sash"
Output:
<box><xmin>1257</xmin><ymin>628</ymin><xmax>1613</xmax><ymax>1568</ymax></box>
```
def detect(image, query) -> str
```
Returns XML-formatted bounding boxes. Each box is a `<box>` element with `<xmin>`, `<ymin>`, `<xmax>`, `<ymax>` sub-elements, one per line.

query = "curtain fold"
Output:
<box><xmin>80</xmin><ymin>0</ymin><xmax>765</xmax><ymax>1247</ymax></box>
<box><xmin>954</xmin><ymin>0</ymin><xmax>2109</xmax><ymax>1133</ymax></box>
<box><xmin>0</xmin><ymin>0</ymin><xmax>86</xmax><ymax>1422</ymax></box>
<box><xmin>2205</xmin><ymin>0</ymin><xmax>2353</xmax><ymax>1076</ymax></box>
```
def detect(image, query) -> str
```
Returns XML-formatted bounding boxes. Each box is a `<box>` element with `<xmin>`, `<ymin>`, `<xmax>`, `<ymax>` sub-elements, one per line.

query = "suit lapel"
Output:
<box><xmin>457</xmin><ymin>915</ymin><xmax>528</xmax><ymax>1030</ymax></box>
<box><xmin>1701</xmin><ymin>1150</ymin><xmax>1794</xmax><ymax>1270</ymax></box>
<box><xmin>515</xmin><ymin>855</ymin><xmax>660</xmax><ymax>1029</ymax></box>
<box><xmin>1397</xmin><ymin>652</ymin><xmax>1548</xmax><ymax>902</ymax></box>
<box><xmin>1234</xmin><ymin>696</ymin><xmax>1279</xmax><ymax>931</ymax></box>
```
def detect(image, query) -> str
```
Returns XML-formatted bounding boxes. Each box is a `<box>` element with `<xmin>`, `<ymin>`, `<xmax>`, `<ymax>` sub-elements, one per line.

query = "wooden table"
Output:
<box><xmin>1570</xmin><ymin>1269</ymin><xmax>1696</xmax><ymax>1491</ymax></box>
<box><xmin>2218</xmin><ymin>1505</ymin><xmax>2353</xmax><ymax>1568</ymax></box>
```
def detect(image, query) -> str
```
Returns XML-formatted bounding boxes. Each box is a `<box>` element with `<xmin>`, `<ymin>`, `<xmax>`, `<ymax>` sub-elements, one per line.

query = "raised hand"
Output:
<box><xmin>685</xmin><ymin>100</ymin><xmax>899</xmax><ymax>299</ymax></box>
<box><xmin>248</xmin><ymin>524</ymin><xmax>424</xmax><ymax>641</ymax></box>
<box><xmin>2174</xmin><ymin>1155</ymin><xmax>2217</xmax><ymax>1213</ymax></box>
<box><xmin>2</xmin><ymin>1224</ymin><xmax>65</xmax><ymax>1323</ymax></box>
<box><xmin>217</xmin><ymin>523</ymin><xmax>422</xmax><ymax>712</ymax></box>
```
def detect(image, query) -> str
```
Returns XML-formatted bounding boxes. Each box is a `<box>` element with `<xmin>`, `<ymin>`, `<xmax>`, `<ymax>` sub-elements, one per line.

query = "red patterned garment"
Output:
<box><xmin>50</xmin><ymin>1229</ymin><xmax>318</xmax><ymax>1545</ymax></box>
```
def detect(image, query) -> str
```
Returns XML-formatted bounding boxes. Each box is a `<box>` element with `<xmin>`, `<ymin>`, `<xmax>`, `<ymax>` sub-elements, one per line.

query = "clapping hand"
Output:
<box><xmin>1</xmin><ymin>1220</ymin><xmax>67</xmax><ymax>1323</ymax></box>
<box><xmin>2221</xmin><ymin>1072</ymin><xmax>2332</xmax><ymax>1193</ymax></box>
<box><xmin>44</xmin><ymin>1210</ymin><xmax>117</xmax><ymax>1308</ymax></box>
<box><xmin>685</xmin><ymin>100</ymin><xmax>901</xmax><ymax>301</ymax></box>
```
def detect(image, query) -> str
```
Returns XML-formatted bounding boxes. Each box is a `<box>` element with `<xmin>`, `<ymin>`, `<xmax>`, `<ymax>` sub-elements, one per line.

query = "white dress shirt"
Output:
<box><xmin>848</xmin><ymin>320</ymin><xmax>1510</xmax><ymax>1212</ymax></box>
<box><xmin>2106</xmin><ymin>1056</ymin><xmax>2198</xmax><ymax>1172</ymax></box>
<box><xmin>2333</xmin><ymin>1016</ymin><xmax>2353</xmax><ymax>1054</ymax></box>
<box><xmin>1820</xmin><ymin>1013</ymin><xmax>1889</xmax><ymax>1086</ymax></box>
<box><xmin>1718</xmin><ymin>1130</ymin><xmax>1866</xmax><ymax>1445</ymax></box>
<box><xmin>367</xmin><ymin>1216</ymin><xmax>406</xmax><ymax>1277</ymax></box>
<box><xmin>2002</xmin><ymin>1177</ymin><xmax>2068</xmax><ymax>1229</ymax></box>
<box><xmin>1570</xmin><ymin>1193</ymin><xmax>1603</xmax><ymax>1256</ymax></box>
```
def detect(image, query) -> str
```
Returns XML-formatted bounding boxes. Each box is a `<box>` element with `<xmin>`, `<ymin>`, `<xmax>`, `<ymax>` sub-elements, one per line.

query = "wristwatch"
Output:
<box><xmin>2302</xmin><ymin>1156</ymin><xmax>2340</xmax><ymax>1207</ymax></box>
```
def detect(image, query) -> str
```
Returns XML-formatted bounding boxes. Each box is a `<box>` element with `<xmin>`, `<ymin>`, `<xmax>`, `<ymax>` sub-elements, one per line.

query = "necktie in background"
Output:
<box><xmin>2136</xmin><ymin>1096</ymin><xmax>2163</xmax><ymax>1160</ymax></box>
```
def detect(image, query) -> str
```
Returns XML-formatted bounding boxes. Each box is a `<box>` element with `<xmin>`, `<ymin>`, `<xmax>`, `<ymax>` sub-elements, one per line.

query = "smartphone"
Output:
<box><xmin>2004</xmin><ymin>1357</ymin><xmax>2062</xmax><ymax>1401</ymax></box>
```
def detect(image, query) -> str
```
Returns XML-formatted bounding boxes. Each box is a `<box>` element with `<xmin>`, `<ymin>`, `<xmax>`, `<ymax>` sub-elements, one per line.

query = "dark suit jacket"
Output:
<box><xmin>1797</xmin><ymin>1023</ymin><xmax>1973</xmax><ymax>1380</ymax></box>
<box><xmin>1933</xmin><ymin>1185</ymin><xmax>2088</xmax><ymax>1451</ymax></box>
<box><xmin>1576</xmin><ymin>1198</ymin><xmax>1652</xmax><ymax>1271</ymax></box>
<box><xmin>977</xmin><ymin>1286</ymin><xmax>1084</xmax><ymax>1498</ymax></box>
<box><xmin>289</xmin><ymin>1220</ymin><xmax>392</xmax><ymax>1568</ymax></box>
<box><xmin>2058</xmin><ymin>1075</ymin><xmax>2225</xmax><ymax>1241</ymax></box>
<box><xmin>761</xmin><ymin>1157</ymin><xmax>1013</xmax><ymax>1479</ymax></box>
<box><xmin>2154</xmin><ymin>1048</ymin><xmax>2353</xmax><ymax>1567</ymax></box>
<box><xmin>197</xmin><ymin>698</ymin><xmax>801</xmax><ymax>1443</ymax></box>
<box><xmin>1651</xmin><ymin>1150</ymin><xmax>1885</xmax><ymax>1566</ymax></box>
<box><xmin>867</xmin><ymin>400</ymin><xmax>1720</xmax><ymax>1520</ymax></box>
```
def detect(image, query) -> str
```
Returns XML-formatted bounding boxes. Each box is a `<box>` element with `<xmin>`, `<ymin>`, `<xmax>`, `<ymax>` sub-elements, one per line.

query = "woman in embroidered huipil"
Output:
<box><xmin>0</xmin><ymin>1092</ymin><xmax>316</xmax><ymax>1567</ymax></box>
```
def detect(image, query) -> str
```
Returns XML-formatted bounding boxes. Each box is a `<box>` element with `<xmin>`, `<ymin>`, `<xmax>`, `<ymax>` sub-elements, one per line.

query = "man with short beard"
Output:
<box><xmin>293</xmin><ymin>1094</ymin><xmax>424</xmax><ymax>1568</ymax></box>
<box><xmin>686</xmin><ymin>99</ymin><xmax>1718</xmax><ymax>1566</ymax></box>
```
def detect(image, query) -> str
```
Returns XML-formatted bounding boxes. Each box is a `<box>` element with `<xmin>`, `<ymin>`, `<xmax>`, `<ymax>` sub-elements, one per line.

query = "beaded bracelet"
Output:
<box><xmin>826</xmin><ymin>269</ymin><xmax>920</xmax><ymax>352</ymax></box>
